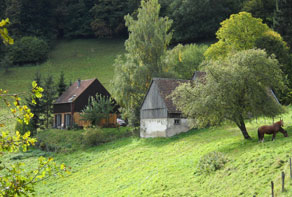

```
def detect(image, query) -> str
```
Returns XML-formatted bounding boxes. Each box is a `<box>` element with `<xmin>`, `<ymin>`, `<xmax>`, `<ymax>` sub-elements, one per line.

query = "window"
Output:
<box><xmin>65</xmin><ymin>114</ymin><xmax>72</xmax><ymax>128</ymax></box>
<box><xmin>55</xmin><ymin>114</ymin><xmax>61</xmax><ymax>128</ymax></box>
<box><xmin>174</xmin><ymin>119</ymin><xmax>180</xmax><ymax>125</ymax></box>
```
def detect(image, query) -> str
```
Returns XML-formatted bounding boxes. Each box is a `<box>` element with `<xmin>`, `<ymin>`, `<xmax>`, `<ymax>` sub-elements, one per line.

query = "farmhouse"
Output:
<box><xmin>53</xmin><ymin>78</ymin><xmax>117</xmax><ymax>128</ymax></box>
<box><xmin>140</xmin><ymin>78</ymin><xmax>192</xmax><ymax>138</ymax></box>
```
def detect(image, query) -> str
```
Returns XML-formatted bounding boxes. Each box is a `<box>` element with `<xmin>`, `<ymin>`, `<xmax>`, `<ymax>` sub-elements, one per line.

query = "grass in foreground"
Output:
<box><xmin>5</xmin><ymin>110</ymin><xmax>290</xmax><ymax>197</ymax></box>
<box><xmin>0</xmin><ymin>39</ymin><xmax>125</xmax><ymax>93</ymax></box>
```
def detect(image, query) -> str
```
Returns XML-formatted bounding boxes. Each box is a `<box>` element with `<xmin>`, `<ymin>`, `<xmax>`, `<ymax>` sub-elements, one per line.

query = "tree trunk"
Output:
<box><xmin>236</xmin><ymin>116</ymin><xmax>251</xmax><ymax>139</ymax></box>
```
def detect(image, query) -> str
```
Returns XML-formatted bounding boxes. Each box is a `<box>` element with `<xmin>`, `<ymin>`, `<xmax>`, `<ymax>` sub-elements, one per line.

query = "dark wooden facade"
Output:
<box><xmin>53</xmin><ymin>78</ymin><xmax>118</xmax><ymax>128</ymax></box>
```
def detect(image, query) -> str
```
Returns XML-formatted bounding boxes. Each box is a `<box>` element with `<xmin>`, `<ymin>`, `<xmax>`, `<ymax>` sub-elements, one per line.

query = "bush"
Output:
<box><xmin>36</xmin><ymin>129</ymin><xmax>84</xmax><ymax>153</ymax></box>
<box><xmin>196</xmin><ymin>151</ymin><xmax>229</xmax><ymax>175</ymax></box>
<box><xmin>8</xmin><ymin>36</ymin><xmax>49</xmax><ymax>65</ymax></box>
<box><xmin>15</xmin><ymin>120</ymin><xmax>34</xmax><ymax>135</ymax></box>
<box><xmin>82</xmin><ymin>127</ymin><xmax>132</xmax><ymax>147</ymax></box>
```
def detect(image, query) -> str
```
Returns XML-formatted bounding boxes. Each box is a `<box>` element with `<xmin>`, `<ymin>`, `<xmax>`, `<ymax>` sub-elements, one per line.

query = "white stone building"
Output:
<box><xmin>140</xmin><ymin>78</ymin><xmax>192</xmax><ymax>138</ymax></box>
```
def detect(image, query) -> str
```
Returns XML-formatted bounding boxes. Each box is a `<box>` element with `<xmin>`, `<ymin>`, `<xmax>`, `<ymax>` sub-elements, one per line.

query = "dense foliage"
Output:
<box><xmin>196</xmin><ymin>152</ymin><xmax>229</xmax><ymax>175</ymax></box>
<box><xmin>0</xmin><ymin>81</ymin><xmax>68</xmax><ymax>196</ymax></box>
<box><xmin>111</xmin><ymin>0</ymin><xmax>172</xmax><ymax>126</ymax></box>
<box><xmin>165</xmin><ymin>0</ymin><xmax>244</xmax><ymax>43</ymax></box>
<box><xmin>81</xmin><ymin>94</ymin><xmax>116</xmax><ymax>127</ymax></box>
<box><xmin>172</xmin><ymin>49</ymin><xmax>285</xmax><ymax>139</ymax></box>
<box><xmin>0</xmin><ymin>0</ymin><xmax>291</xmax><ymax>46</ymax></box>
<box><xmin>163</xmin><ymin>44</ymin><xmax>208</xmax><ymax>79</ymax></box>
<box><xmin>7</xmin><ymin>36</ymin><xmax>49</xmax><ymax>65</ymax></box>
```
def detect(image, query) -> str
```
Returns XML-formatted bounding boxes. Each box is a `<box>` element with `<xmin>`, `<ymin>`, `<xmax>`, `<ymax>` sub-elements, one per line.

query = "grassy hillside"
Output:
<box><xmin>0</xmin><ymin>39</ymin><xmax>125</xmax><ymax>93</ymax></box>
<box><xmin>4</xmin><ymin>111</ymin><xmax>291</xmax><ymax>197</ymax></box>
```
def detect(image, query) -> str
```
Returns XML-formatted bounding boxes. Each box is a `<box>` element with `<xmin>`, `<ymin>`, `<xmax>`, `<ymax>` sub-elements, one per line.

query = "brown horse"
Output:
<box><xmin>258</xmin><ymin>120</ymin><xmax>288</xmax><ymax>142</ymax></box>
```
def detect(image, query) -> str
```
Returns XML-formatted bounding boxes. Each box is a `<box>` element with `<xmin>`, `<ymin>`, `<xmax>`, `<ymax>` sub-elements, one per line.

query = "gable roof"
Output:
<box><xmin>153</xmin><ymin>78</ymin><xmax>190</xmax><ymax>113</ymax></box>
<box><xmin>54</xmin><ymin>79</ymin><xmax>96</xmax><ymax>104</ymax></box>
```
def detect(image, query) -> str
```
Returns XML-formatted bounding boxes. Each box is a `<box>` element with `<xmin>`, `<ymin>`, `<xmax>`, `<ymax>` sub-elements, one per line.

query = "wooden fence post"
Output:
<box><xmin>271</xmin><ymin>181</ymin><xmax>274</xmax><ymax>197</ymax></box>
<box><xmin>282</xmin><ymin>171</ymin><xmax>285</xmax><ymax>192</ymax></box>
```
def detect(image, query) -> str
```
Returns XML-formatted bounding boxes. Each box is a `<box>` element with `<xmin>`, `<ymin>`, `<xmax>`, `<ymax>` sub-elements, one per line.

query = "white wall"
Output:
<box><xmin>140</xmin><ymin>119</ymin><xmax>168</xmax><ymax>138</ymax></box>
<box><xmin>166</xmin><ymin>118</ymin><xmax>190</xmax><ymax>137</ymax></box>
<box><xmin>140</xmin><ymin>118</ymin><xmax>191</xmax><ymax>138</ymax></box>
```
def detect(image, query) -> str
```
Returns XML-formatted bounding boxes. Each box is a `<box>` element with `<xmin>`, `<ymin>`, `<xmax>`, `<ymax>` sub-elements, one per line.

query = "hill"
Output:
<box><xmin>0</xmin><ymin>39</ymin><xmax>125</xmax><ymax>93</ymax></box>
<box><xmin>5</xmin><ymin>112</ymin><xmax>291</xmax><ymax>196</ymax></box>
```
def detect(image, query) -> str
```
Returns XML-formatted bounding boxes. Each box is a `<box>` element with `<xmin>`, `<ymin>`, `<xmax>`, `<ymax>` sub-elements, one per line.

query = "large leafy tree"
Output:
<box><xmin>162</xmin><ymin>43</ymin><xmax>208</xmax><ymax>79</ymax></box>
<box><xmin>204</xmin><ymin>12</ymin><xmax>270</xmax><ymax>60</ymax></box>
<box><xmin>165</xmin><ymin>0</ymin><xmax>243</xmax><ymax>43</ymax></box>
<box><xmin>90</xmin><ymin>0</ymin><xmax>139</xmax><ymax>38</ymax></box>
<box><xmin>111</xmin><ymin>0</ymin><xmax>172</xmax><ymax>126</ymax></box>
<box><xmin>204</xmin><ymin>12</ymin><xmax>292</xmax><ymax>103</ymax></box>
<box><xmin>172</xmin><ymin>49</ymin><xmax>285</xmax><ymax>139</ymax></box>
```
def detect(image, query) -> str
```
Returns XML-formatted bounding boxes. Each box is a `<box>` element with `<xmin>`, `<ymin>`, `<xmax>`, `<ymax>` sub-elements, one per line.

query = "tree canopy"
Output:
<box><xmin>111</xmin><ymin>0</ymin><xmax>172</xmax><ymax>125</ymax></box>
<box><xmin>204</xmin><ymin>12</ymin><xmax>271</xmax><ymax>60</ymax></box>
<box><xmin>172</xmin><ymin>49</ymin><xmax>285</xmax><ymax>139</ymax></box>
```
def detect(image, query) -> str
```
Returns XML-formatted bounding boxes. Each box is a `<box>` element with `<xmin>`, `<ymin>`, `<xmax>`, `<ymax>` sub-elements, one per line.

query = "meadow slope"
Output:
<box><xmin>0</xmin><ymin>39</ymin><xmax>125</xmax><ymax>93</ymax></box>
<box><xmin>2</xmin><ymin>39</ymin><xmax>292</xmax><ymax>196</ymax></box>
<box><xmin>20</xmin><ymin>113</ymin><xmax>292</xmax><ymax>196</ymax></box>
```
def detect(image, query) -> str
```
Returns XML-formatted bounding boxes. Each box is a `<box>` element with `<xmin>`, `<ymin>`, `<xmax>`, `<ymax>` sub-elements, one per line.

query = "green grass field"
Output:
<box><xmin>3</xmin><ymin>111</ymin><xmax>291</xmax><ymax>197</ymax></box>
<box><xmin>0</xmin><ymin>39</ymin><xmax>125</xmax><ymax>93</ymax></box>
<box><xmin>2</xmin><ymin>39</ymin><xmax>292</xmax><ymax>196</ymax></box>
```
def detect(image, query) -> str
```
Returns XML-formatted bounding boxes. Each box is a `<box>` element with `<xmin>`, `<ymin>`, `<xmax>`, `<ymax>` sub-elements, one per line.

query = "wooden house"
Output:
<box><xmin>53</xmin><ymin>78</ymin><xmax>117</xmax><ymax>128</ymax></box>
<box><xmin>140</xmin><ymin>78</ymin><xmax>192</xmax><ymax>138</ymax></box>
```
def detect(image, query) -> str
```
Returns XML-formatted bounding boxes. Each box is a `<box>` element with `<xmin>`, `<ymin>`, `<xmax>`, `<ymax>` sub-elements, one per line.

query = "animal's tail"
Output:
<box><xmin>258</xmin><ymin>129</ymin><xmax>260</xmax><ymax>141</ymax></box>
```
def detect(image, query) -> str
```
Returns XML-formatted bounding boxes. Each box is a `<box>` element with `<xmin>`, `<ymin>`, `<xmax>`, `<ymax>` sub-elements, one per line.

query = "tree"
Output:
<box><xmin>81</xmin><ymin>94</ymin><xmax>116</xmax><ymax>127</ymax></box>
<box><xmin>43</xmin><ymin>74</ymin><xmax>57</xmax><ymax>129</ymax></box>
<box><xmin>0</xmin><ymin>82</ymin><xmax>69</xmax><ymax>196</ymax></box>
<box><xmin>0</xmin><ymin>18</ymin><xmax>14</xmax><ymax>45</ymax></box>
<box><xmin>242</xmin><ymin>0</ymin><xmax>276</xmax><ymax>27</ymax></box>
<box><xmin>0</xmin><ymin>20</ymin><xmax>68</xmax><ymax>196</ymax></box>
<box><xmin>172</xmin><ymin>49</ymin><xmax>285</xmax><ymax>139</ymax></box>
<box><xmin>111</xmin><ymin>0</ymin><xmax>172</xmax><ymax>126</ymax></box>
<box><xmin>162</xmin><ymin>43</ymin><xmax>208</xmax><ymax>79</ymax></box>
<box><xmin>165</xmin><ymin>0</ymin><xmax>243</xmax><ymax>43</ymax></box>
<box><xmin>90</xmin><ymin>0</ymin><xmax>139</xmax><ymax>37</ymax></box>
<box><xmin>204</xmin><ymin>12</ymin><xmax>270</xmax><ymax>60</ymax></box>
<box><xmin>25</xmin><ymin>72</ymin><xmax>45</xmax><ymax>134</ymax></box>
<box><xmin>57</xmin><ymin>71</ymin><xmax>67</xmax><ymax>97</ymax></box>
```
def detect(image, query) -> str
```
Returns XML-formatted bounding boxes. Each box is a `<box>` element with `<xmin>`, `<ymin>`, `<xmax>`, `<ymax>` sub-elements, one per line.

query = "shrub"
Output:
<box><xmin>8</xmin><ymin>36</ymin><xmax>49</xmax><ymax>65</ymax></box>
<box><xmin>82</xmin><ymin>127</ymin><xmax>107</xmax><ymax>146</ymax></box>
<box><xmin>196</xmin><ymin>151</ymin><xmax>229</xmax><ymax>175</ymax></box>
<box><xmin>82</xmin><ymin>127</ymin><xmax>132</xmax><ymax>147</ymax></box>
<box><xmin>15</xmin><ymin>120</ymin><xmax>34</xmax><ymax>135</ymax></box>
<box><xmin>36</xmin><ymin>129</ymin><xmax>84</xmax><ymax>153</ymax></box>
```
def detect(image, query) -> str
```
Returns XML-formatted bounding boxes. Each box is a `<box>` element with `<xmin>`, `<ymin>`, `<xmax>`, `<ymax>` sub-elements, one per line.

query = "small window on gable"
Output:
<box><xmin>174</xmin><ymin>119</ymin><xmax>180</xmax><ymax>125</ymax></box>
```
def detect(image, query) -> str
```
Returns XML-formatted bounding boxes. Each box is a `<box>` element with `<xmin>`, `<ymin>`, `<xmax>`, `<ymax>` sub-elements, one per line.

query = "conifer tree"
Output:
<box><xmin>57</xmin><ymin>71</ymin><xmax>66</xmax><ymax>97</ymax></box>
<box><xmin>26</xmin><ymin>72</ymin><xmax>45</xmax><ymax>134</ymax></box>
<box><xmin>43</xmin><ymin>74</ymin><xmax>57</xmax><ymax>128</ymax></box>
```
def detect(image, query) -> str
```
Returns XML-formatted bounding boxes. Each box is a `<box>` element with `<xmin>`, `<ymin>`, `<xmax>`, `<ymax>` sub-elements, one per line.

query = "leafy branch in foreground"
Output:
<box><xmin>0</xmin><ymin>82</ymin><xmax>70</xmax><ymax>196</ymax></box>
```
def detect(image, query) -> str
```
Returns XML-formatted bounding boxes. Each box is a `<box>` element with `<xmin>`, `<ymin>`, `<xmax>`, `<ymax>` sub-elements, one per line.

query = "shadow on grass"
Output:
<box><xmin>140</xmin><ymin>128</ymin><xmax>210</xmax><ymax>148</ymax></box>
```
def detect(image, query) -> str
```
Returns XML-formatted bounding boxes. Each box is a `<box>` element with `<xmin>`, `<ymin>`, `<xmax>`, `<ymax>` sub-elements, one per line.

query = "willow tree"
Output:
<box><xmin>111</xmin><ymin>0</ymin><xmax>172</xmax><ymax>125</ymax></box>
<box><xmin>172</xmin><ymin>49</ymin><xmax>285</xmax><ymax>139</ymax></box>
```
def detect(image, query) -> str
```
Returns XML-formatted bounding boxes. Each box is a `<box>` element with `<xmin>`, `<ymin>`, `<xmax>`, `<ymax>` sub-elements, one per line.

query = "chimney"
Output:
<box><xmin>77</xmin><ymin>78</ymin><xmax>81</xmax><ymax>88</ymax></box>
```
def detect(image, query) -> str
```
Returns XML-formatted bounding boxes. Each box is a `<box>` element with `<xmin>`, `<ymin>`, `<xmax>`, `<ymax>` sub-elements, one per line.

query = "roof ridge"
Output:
<box><xmin>152</xmin><ymin>77</ymin><xmax>190</xmax><ymax>81</ymax></box>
